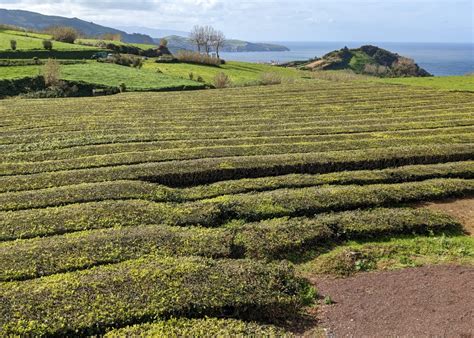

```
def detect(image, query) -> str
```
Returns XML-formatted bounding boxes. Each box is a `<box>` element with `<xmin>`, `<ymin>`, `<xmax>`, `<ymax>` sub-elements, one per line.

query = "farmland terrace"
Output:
<box><xmin>0</xmin><ymin>81</ymin><xmax>473</xmax><ymax>335</ymax></box>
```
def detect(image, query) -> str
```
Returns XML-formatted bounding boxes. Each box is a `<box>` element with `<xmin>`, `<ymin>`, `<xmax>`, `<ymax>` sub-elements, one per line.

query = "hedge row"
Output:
<box><xmin>0</xmin><ymin>207</ymin><xmax>459</xmax><ymax>281</ymax></box>
<box><xmin>1</xmin><ymin>161</ymin><xmax>472</xmax><ymax>211</ymax></box>
<box><xmin>3</xmin><ymin>125</ymin><xmax>472</xmax><ymax>162</ymax></box>
<box><xmin>0</xmin><ymin>76</ymin><xmax>45</xmax><ymax>98</ymax></box>
<box><xmin>0</xmin><ymin>49</ymin><xmax>104</xmax><ymax>59</ymax></box>
<box><xmin>0</xmin><ymin>76</ymin><xmax>120</xmax><ymax>99</ymax></box>
<box><xmin>1</xmin><ymin>144</ymin><xmax>472</xmax><ymax>192</ymax></box>
<box><xmin>2</xmin><ymin>107</ymin><xmax>469</xmax><ymax>139</ymax></box>
<box><xmin>3</xmin><ymin>100</ymin><xmax>469</xmax><ymax>138</ymax></box>
<box><xmin>0</xmin><ymin>225</ymin><xmax>233</xmax><ymax>281</ymax></box>
<box><xmin>104</xmin><ymin>318</ymin><xmax>291</xmax><ymax>337</ymax></box>
<box><xmin>2</xmin><ymin>133</ymin><xmax>472</xmax><ymax>176</ymax></box>
<box><xmin>1</xmin><ymin>178</ymin><xmax>471</xmax><ymax>241</ymax></box>
<box><xmin>2</xmin><ymin>114</ymin><xmax>471</xmax><ymax>149</ymax></box>
<box><xmin>0</xmin><ymin>256</ymin><xmax>310</xmax><ymax>335</ymax></box>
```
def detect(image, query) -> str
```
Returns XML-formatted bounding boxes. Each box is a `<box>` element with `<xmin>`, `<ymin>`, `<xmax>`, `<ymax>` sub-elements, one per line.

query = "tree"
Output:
<box><xmin>190</xmin><ymin>25</ymin><xmax>205</xmax><ymax>53</ymax></box>
<box><xmin>10</xmin><ymin>39</ymin><xmax>17</xmax><ymax>51</ymax></box>
<box><xmin>211</xmin><ymin>30</ymin><xmax>225</xmax><ymax>58</ymax></box>
<box><xmin>190</xmin><ymin>25</ymin><xmax>225</xmax><ymax>57</ymax></box>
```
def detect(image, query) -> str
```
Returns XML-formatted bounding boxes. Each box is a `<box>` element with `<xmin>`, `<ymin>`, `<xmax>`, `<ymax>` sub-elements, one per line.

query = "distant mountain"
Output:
<box><xmin>117</xmin><ymin>26</ymin><xmax>189</xmax><ymax>39</ymax></box>
<box><xmin>285</xmin><ymin>45</ymin><xmax>431</xmax><ymax>77</ymax></box>
<box><xmin>0</xmin><ymin>9</ymin><xmax>154</xmax><ymax>44</ymax></box>
<box><xmin>160</xmin><ymin>35</ymin><xmax>290</xmax><ymax>53</ymax></box>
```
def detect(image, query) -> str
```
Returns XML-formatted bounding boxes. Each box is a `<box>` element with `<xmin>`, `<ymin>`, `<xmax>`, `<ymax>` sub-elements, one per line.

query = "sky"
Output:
<box><xmin>0</xmin><ymin>0</ymin><xmax>473</xmax><ymax>42</ymax></box>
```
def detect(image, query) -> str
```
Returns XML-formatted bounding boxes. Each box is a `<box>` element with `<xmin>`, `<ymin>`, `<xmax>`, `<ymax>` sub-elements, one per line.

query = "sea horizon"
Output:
<box><xmin>220</xmin><ymin>41</ymin><xmax>474</xmax><ymax>76</ymax></box>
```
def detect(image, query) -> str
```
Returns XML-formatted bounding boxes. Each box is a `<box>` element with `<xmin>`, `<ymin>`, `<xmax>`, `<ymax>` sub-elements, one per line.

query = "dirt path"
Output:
<box><xmin>309</xmin><ymin>265</ymin><xmax>474</xmax><ymax>337</ymax></box>
<box><xmin>420</xmin><ymin>197</ymin><xmax>474</xmax><ymax>235</ymax></box>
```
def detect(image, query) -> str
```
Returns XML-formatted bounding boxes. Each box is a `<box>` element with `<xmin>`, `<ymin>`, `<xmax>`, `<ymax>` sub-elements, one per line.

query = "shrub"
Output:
<box><xmin>42</xmin><ymin>39</ymin><xmax>53</xmax><ymax>50</ymax></box>
<box><xmin>132</xmin><ymin>57</ymin><xmax>143</xmax><ymax>69</ymax></box>
<box><xmin>47</xmin><ymin>26</ymin><xmax>79</xmax><ymax>43</ymax></box>
<box><xmin>176</xmin><ymin>50</ymin><xmax>221</xmax><ymax>66</ymax></box>
<box><xmin>0</xmin><ymin>256</ymin><xmax>309</xmax><ymax>335</ymax></box>
<box><xmin>213</xmin><ymin>72</ymin><xmax>231</xmax><ymax>88</ymax></box>
<box><xmin>197</xmin><ymin>75</ymin><xmax>205</xmax><ymax>82</ymax></box>
<box><xmin>189</xmin><ymin>72</ymin><xmax>194</xmax><ymax>80</ymax></box>
<box><xmin>42</xmin><ymin>58</ymin><xmax>61</xmax><ymax>87</ymax></box>
<box><xmin>100</xmin><ymin>33</ymin><xmax>121</xmax><ymax>41</ymax></box>
<box><xmin>9</xmin><ymin>39</ymin><xmax>17</xmax><ymax>51</ymax></box>
<box><xmin>119</xmin><ymin>82</ymin><xmax>126</xmax><ymax>93</ymax></box>
<box><xmin>260</xmin><ymin>72</ymin><xmax>282</xmax><ymax>85</ymax></box>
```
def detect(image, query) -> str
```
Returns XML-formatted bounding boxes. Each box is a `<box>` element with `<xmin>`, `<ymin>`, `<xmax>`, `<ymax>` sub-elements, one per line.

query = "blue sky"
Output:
<box><xmin>1</xmin><ymin>0</ymin><xmax>473</xmax><ymax>42</ymax></box>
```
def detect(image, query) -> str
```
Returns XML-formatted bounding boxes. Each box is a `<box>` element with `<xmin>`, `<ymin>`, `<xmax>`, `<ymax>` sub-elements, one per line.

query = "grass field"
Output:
<box><xmin>0</xmin><ymin>78</ymin><xmax>473</xmax><ymax>335</ymax></box>
<box><xmin>381</xmin><ymin>74</ymin><xmax>474</xmax><ymax>91</ymax></box>
<box><xmin>144</xmin><ymin>60</ymin><xmax>306</xmax><ymax>85</ymax></box>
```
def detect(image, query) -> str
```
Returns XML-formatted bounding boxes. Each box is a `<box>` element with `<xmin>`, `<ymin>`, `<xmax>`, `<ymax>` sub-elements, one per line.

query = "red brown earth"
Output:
<box><xmin>420</xmin><ymin>197</ymin><xmax>474</xmax><ymax>236</ymax></box>
<box><xmin>308</xmin><ymin>265</ymin><xmax>474</xmax><ymax>337</ymax></box>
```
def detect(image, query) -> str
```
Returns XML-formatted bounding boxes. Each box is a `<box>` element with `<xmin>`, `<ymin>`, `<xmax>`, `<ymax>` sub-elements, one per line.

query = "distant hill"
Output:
<box><xmin>117</xmin><ymin>26</ymin><xmax>189</xmax><ymax>39</ymax></box>
<box><xmin>0</xmin><ymin>9</ymin><xmax>154</xmax><ymax>44</ymax></box>
<box><xmin>286</xmin><ymin>45</ymin><xmax>431</xmax><ymax>77</ymax></box>
<box><xmin>159</xmin><ymin>35</ymin><xmax>290</xmax><ymax>53</ymax></box>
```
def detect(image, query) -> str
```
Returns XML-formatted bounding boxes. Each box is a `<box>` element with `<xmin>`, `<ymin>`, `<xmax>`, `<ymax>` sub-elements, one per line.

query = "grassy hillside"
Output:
<box><xmin>381</xmin><ymin>75</ymin><xmax>474</xmax><ymax>92</ymax></box>
<box><xmin>0</xmin><ymin>8</ymin><xmax>154</xmax><ymax>44</ymax></box>
<box><xmin>0</xmin><ymin>81</ymin><xmax>473</xmax><ymax>334</ymax></box>
<box><xmin>145</xmin><ymin>60</ymin><xmax>305</xmax><ymax>85</ymax></box>
<box><xmin>0</xmin><ymin>62</ymin><xmax>204</xmax><ymax>91</ymax></box>
<box><xmin>0</xmin><ymin>29</ymin><xmax>98</xmax><ymax>51</ymax></box>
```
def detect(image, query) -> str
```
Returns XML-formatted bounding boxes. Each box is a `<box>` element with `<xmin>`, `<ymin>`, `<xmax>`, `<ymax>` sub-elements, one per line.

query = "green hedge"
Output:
<box><xmin>3</xmin><ymin>161</ymin><xmax>471</xmax><ymax>211</ymax></box>
<box><xmin>1</xmin><ymin>178</ymin><xmax>471</xmax><ymax>241</ymax></box>
<box><xmin>0</xmin><ymin>257</ymin><xmax>310</xmax><ymax>335</ymax></box>
<box><xmin>233</xmin><ymin>207</ymin><xmax>460</xmax><ymax>259</ymax></box>
<box><xmin>104</xmin><ymin>318</ymin><xmax>291</xmax><ymax>337</ymax></box>
<box><xmin>1</xmin><ymin>144</ymin><xmax>472</xmax><ymax>193</ymax></box>
<box><xmin>0</xmin><ymin>49</ymin><xmax>105</xmax><ymax>59</ymax></box>
<box><xmin>0</xmin><ymin>206</ymin><xmax>462</xmax><ymax>281</ymax></box>
<box><xmin>0</xmin><ymin>76</ymin><xmax>45</xmax><ymax>98</ymax></box>
<box><xmin>0</xmin><ymin>225</ymin><xmax>233</xmax><ymax>281</ymax></box>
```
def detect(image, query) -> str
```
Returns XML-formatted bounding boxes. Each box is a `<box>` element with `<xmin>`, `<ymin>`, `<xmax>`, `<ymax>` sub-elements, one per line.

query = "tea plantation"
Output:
<box><xmin>0</xmin><ymin>81</ymin><xmax>473</xmax><ymax>335</ymax></box>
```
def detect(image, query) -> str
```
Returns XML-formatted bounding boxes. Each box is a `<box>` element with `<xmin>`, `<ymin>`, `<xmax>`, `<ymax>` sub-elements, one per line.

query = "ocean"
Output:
<box><xmin>219</xmin><ymin>41</ymin><xmax>474</xmax><ymax>76</ymax></box>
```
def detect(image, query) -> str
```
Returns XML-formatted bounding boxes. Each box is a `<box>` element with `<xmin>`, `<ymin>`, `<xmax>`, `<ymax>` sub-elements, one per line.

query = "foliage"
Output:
<box><xmin>299</xmin><ymin>235</ymin><xmax>474</xmax><ymax>276</ymax></box>
<box><xmin>42</xmin><ymin>58</ymin><xmax>61</xmax><ymax>86</ymax></box>
<box><xmin>46</xmin><ymin>26</ymin><xmax>79</xmax><ymax>43</ymax></box>
<box><xmin>105</xmin><ymin>318</ymin><xmax>291</xmax><ymax>337</ymax></box>
<box><xmin>213</xmin><ymin>71</ymin><xmax>232</xmax><ymax>88</ymax></box>
<box><xmin>0</xmin><ymin>256</ymin><xmax>308</xmax><ymax>335</ymax></box>
<box><xmin>260</xmin><ymin>72</ymin><xmax>283</xmax><ymax>85</ymax></box>
<box><xmin>176</xmin><ymin>50</ymin><xmax>222</xmax><ymax>66</ymax></box>
<box><xmin>9</xmin><ymin>39</ymin><xmax>16</xmax><ymax>50</ymax></box>
<box><xmin>42</xmin><ymin>39</ymin><xmax>53</xmax><ymax>50</ymax></box>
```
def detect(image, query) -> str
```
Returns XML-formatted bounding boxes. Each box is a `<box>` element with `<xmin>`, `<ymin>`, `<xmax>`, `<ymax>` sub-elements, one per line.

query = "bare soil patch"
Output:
<box><xmin>420</xmin><ymin>197</ymin><xmax>474</xmax><ymax>235</ymax></box>
<box><xmin>308</xmin><ymin>265</ymin><xmax>474</xmax><ymax>337</ymax></box>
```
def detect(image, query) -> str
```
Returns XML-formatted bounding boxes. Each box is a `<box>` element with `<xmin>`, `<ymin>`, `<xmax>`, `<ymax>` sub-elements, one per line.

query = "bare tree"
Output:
<box><xmin>190</xmin><ymin>25</ymin><xmax>205</xmax><ymax>53</ymax></box>
<box><xmin>211</xmin><ymin>30</ymin><xmax>225</xmax><ymax>58</ymax></box>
